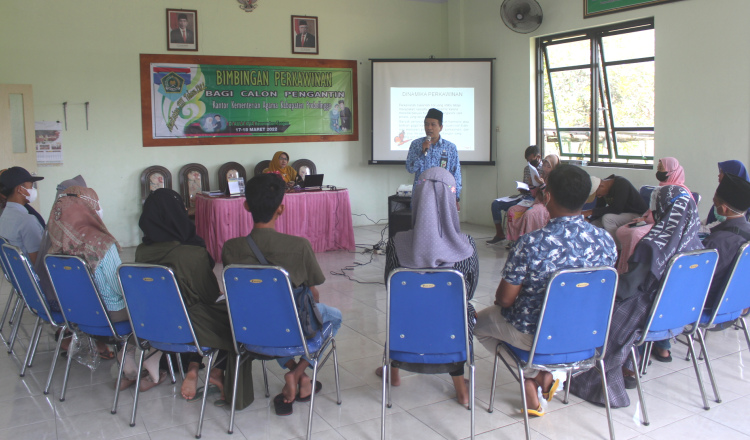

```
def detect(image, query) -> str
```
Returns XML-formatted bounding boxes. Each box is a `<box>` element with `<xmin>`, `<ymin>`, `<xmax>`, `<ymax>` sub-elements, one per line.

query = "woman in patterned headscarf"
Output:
<box><xmin>376</xmin><ymin>167</ymin><xmax>478</xmax><ymax>406</ymax></box>
<box><xmin>571</xmin><ymin>185</ymin><xmax>703</xmax><ymax>408</ymax></box>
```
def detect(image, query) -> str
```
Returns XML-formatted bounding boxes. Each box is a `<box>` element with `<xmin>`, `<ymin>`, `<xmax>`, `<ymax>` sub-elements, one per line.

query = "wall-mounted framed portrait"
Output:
<box><xmin>292</xmin><ymin>15</ymin><xmax>318</xmax><ymax>55</ymax></box>
<box><xmin>167</xmin><ymin>9</ymin><xmax>198</xmax><ymax>51</ymax></box>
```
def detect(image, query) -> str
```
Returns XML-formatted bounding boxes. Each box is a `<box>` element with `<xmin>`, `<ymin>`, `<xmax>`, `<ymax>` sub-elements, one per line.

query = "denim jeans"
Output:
<box><xmin>276</xmin><ymin>303</ymin><xmax>342</xmax><ymax>369</ymax></box>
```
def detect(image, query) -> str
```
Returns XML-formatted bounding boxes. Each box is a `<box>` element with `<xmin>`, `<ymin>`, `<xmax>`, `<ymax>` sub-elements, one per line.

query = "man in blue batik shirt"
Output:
<box><xmin>406</xmin><ymin>108</ymin><xmax>462</xmax><ymax>208</ymax></box>
<box><xmin>474</xmin><ymin>164</ymin><xmax>617</xmax><ymax>417</ymax></box>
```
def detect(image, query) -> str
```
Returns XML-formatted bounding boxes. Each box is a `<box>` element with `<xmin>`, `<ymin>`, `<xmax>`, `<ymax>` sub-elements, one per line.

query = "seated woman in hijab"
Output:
<box><xmin>375</xmin><ymin>167</ymin><xmax>478</xmax><ymax>406</ymax></box>
<box><xmin>706</xmin><ymin>160</ymin><xmax>750</xmax><ymax>224</ymax></box>
<box><xmin>570</xmin><ymin>185</ymin><xmax>703</xmax><ymax>408</ymax></box>
<box><xmin>263</xmin><ymin>151</ymin><xmax>297</xmax><ymax>188</ymax></box>
<box><xmin>505</xmin><ymin>154</ymin><xmax>561</xmax><ymax>244</ymax></box>
<box><xmin>616</xmin><ymin>157</ymin><xmax>694</xmax><ymax>275</ymax></box>
<box><xmin>46</xmin><ymin>186</ymin><xmax>121</xmax><ymax>360</ymax></box>
<box><xmin>136</xmin><ymin>189</ymin><xmax>254</xmax><ymax>409</ymax></box>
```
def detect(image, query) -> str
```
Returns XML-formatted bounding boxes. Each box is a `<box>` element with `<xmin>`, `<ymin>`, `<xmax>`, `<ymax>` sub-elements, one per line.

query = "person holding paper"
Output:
<box><xmin>405</xmin><ymin>108</ymin><xmax>462</xmax><ymax>208</ymax></box>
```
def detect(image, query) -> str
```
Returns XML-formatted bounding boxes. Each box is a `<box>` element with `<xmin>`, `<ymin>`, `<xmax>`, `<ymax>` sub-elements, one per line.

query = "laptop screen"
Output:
<box><xmin>303</xmin><ymin>174</ymin><xmax>324</xmax><ymax>187</ymax></box>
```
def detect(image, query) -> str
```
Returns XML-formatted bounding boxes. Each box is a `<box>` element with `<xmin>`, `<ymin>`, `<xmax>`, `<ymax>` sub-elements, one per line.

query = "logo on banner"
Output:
<box><xmin>162</xmin><ymin>72</ymin><xmax>185</xmax><ymax>94</ymax></box>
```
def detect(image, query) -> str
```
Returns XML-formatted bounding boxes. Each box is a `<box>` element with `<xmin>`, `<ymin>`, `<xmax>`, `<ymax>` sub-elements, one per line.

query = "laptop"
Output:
<box><xmin>302</xmin><ymin>174</ymin><xmax>324</xmax><ymax>189</ymax></box>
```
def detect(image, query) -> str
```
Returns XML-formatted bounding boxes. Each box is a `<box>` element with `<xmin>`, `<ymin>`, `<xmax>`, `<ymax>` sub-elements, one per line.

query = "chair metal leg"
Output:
<box><xmin>695</xmin><ymin>329</ymin><xmax>721</xmax><ymax>403</ymax></box>
<box><xmin>130</xmin><ymin>347</ymin><xmax>146</xmax><ymax>427</ymax></box>
<box><xmin>381</xmin><ymin>356</ymin><xmax>388</xmax><ymax>440</ymax></box>
<box><xmin>112</xmin><ymin>338</ymin><xmax>129</xmax><ymax>414</ymax></box>
<box><xmin>630</xmin><ymin>346</ymin><xmax>649</xmax><ymax>426</ymax></box>
<box><xmin>306</xmin><ymin>359</ymin><xmax>319</xmax><ymax>440</ymax></box>
<box><xmin>59</xmin><ymin>334</ymin><xmax>77</xmax><ymax>402</ymax></box>
<box><xmin>9</xmin><ymin>294</ymin><xmax>22</xmax><ymax>326</ymax></box>
<box><xmin>261</xmin><ymin>359</ymin><xmax>270</xmax><ymax>398</ymax></box>
<box><xmin>0</xmin><ymin>289</ymin><xmax>16</xmax><ymax>334</ymax></box>
<box><xmin>563</xmin><ymin>370</ymin><xmax>572</xmax><ymax>404</ymax></box>
<box><xmin>177</xmin><ymin>353</ymin><xmax>186</xmax><ymax>380</ymax></box>
<box><xmin>166</xmin><ymin>353</ymin><xmax>177</xmax><ymax>384</ymax></box>
<box><xmin>469</xmin><ymin>362</ymin><xmax>475</xmax><ymax>440</ymax></box>
<box><xmin>517</xmin><ymin>364</ymin><xmax>531</xmax><ymax>440</ymax></box>
<box><xmin>640</xmin><ymin>341</ymin><xmax>653</xmax><ymax>376</ymax></box>
<box><xmin>20</xmin><ymin>317</ymin><xmax>41</xmax><ymax>376</ymax></box>
<box><xmin>686</xmin><ymin>334</ymin><xmax>710</xmax><ymax>410</ymax></box>
<box><xmin>229</xmin><ymin>353</ymin><xmax>242</xmax><ymax>434</ymax></box>
<box><xmin>26</xmin><ymin>320</ymin><xmax>43</xmax><ymax>368</ymax></box>
<box><xmin>44</xmin><ymin>326</ymin><xmax>66</xmax><ymax>394</ymax></box>
<box><xmin>195</xmin><ymin>350</ymin><xmax>217</xmax><ymax>439</ymax></box>
<box><xmin>331</xmin><ymin>339</ymin><xmax>341</xmax><ymax>405</ymax></box>
<box><xmin>598</xmin><ymin>359</ymin><xmax>616</xmax><ymax>440</ymax></box>
<box><xmin>7</xmin><ymin>303</ymin><xmax>24</xmax><ymax>354</ymax></box>
<box><xmin>738</xmin><ymin>317</ymin><xmax>750</xmax><ymax>352</ymax></box>
<box><xmin>488</xmin><ymin>344</ymin><xmax>500</xmax><ymax>413</ymax></box>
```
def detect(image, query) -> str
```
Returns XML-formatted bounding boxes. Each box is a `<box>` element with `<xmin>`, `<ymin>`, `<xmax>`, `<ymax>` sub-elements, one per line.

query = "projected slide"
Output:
<box><xmin>371</xmin><ymin>59</ymin><xmax>492</xmax><ymax>164</ymax></box>
<box><xmin>390</xmin><ymin>88</ymin><xmax>474</xmax><ymax>152</ymax></box>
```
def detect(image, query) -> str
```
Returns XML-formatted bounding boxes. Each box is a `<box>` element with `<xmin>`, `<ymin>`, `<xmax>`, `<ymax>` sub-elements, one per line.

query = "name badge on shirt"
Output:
<box><xmin>439</xmin><ymin>151</ymin><xmax>448</xmax><ymax>169</ymax></box>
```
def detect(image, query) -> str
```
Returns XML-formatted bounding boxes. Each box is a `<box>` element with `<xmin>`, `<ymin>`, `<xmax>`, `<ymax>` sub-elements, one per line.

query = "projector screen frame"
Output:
<box><xmin>369</xmin><ymin>57</ymin><xmax>495</xmax><ymax>166</ymax></box>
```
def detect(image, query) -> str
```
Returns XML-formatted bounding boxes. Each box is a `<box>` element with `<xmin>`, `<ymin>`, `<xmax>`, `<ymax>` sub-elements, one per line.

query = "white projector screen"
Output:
<box><xmin>370</xmin><ymin>59</ymin><xmax>493</xmax><ymax>165</ymax></box>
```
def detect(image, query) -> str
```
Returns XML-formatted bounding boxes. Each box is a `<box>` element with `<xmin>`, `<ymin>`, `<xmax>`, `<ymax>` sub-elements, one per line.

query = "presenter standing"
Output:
<box><xmin>406</xmin><ymin>108</ymin><xmax>462</xmax><ymax>208</ymax></box>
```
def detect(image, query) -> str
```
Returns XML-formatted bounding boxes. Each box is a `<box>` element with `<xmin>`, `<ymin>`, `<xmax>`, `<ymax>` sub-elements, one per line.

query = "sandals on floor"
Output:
<box><xmin>187</xmin><ymin>384</ymin><xmax>220</xmax><ymax>403</ymax></box>
<box><xmin>542</xmin><ymin>378</ymin><xmax>560</xmax><ymax>402</ymax></box>
<box><xmin>98</xmin><ymin>349</ymin><xmax>115</xmax><ymax>361</ymax></box>
<box><xmin>296</xmin><ymin>381</ymin><xmax>322</xmax><ymax>402</ymax></box>
<box><xmin>526</xmin><ymin>404</ymin><xmax>545</xmax><ymax>417</ymax></box>
<box><xmin>273</xmin><ymin>393</ymin><xmax>294</xmax><ymax>416</ymax></box>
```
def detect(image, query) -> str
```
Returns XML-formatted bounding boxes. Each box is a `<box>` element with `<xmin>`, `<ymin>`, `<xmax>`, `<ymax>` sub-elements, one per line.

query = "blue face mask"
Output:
<box><xmin>712</xmin><ymin>205</ymin><xmax>727</xmax><ymax>223</ymax></box>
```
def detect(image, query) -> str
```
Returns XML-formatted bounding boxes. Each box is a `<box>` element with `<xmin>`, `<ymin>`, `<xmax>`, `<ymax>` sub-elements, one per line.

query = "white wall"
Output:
<box><xmin>459</xmin><ymin>0</ymin><xmax>750</xmax><ymax>226</ymax></box>
<box><xmin>0</xmin><ymin>0</ymin><xmax>448</xmax><ymax>246</ymax></box>
<box><xmin>3</xmin><ymin>0</ymin><xmax>749</xmax><ymax>246</ymax></box>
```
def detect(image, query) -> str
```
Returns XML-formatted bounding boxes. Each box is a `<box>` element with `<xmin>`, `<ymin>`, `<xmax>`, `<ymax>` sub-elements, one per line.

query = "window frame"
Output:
<box><xmin>536</xmin><ymin>18</ymin><xmax>655</xmax><ymax>169</ymax></box>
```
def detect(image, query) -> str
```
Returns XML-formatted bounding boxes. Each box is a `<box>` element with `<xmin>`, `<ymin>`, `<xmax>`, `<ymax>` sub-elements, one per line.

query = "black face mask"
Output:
<box><xmin>655</xmin><ymin>171</ymin><xmax>669</xmax><ymax>182</ymax></box>
<box><xmin>529</xmin><ymin>159</ymin><xmax>540</xmax><ymax>167</ymax></box>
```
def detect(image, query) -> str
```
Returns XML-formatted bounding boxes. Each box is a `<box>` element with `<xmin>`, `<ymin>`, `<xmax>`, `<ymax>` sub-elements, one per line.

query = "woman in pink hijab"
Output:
<box><xmin>615</xmin><ymin>157</ymin><xmax>694</xmax><ymax>273</ymax></box>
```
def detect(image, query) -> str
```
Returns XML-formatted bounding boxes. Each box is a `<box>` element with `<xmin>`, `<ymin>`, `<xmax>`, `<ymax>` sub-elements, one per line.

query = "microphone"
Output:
<box><xmin>424</xmin><ymin>136</ymin><xmax>431</xmax><ymax>156</ymax></box>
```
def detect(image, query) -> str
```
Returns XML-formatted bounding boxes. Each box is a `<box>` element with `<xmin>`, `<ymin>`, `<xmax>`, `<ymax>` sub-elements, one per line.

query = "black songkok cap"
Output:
<box><xmin>425</xmin><ymin>108</ymin><xmax>443</xmax><ymax>125</ymax></box>
<box><xmin>716</xmin><ymin>172</ymin><xmax>750</xmax><ymax>212</ymax></box>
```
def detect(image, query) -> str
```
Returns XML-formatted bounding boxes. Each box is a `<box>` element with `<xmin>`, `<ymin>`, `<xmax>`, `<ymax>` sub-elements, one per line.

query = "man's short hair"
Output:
<box><xmin>177</xmin><ymin>13</ymin><xmax>188</xmax><ymax>21</ymax></box>
<box><xmin>546</xmin><ymin>164</ymin><xmax>592</xmax><ymax>211</ymax></box>
<box><xmin>524</xmin><ymin>145</ymin><xmax>540</xmax><ymax>159</ymax></box>
<box><xmin>245</xmin><ymin>174</ymin><xmax>286</xmax><ymax>223</ymax></box>
<box><xmin>299</xmin><ymin>20</ymin><xmax>307</xmax><ymax>26</ymax></box>
<box><xmin>338</xmin><ymin>100</ymin><xmax>345</xmax><ymax>105</ymax></box>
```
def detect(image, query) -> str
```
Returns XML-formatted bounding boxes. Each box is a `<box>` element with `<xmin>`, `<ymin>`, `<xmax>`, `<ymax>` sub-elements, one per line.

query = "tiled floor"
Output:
<box><xmin>1</xmin><ymin>223</ymin><xmax>749</xmax><ymax>439</ymax></box>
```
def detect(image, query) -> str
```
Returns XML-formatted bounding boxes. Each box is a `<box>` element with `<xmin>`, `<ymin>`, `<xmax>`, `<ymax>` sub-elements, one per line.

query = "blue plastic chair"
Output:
<box><xmin>45</xmin><ymin>254</ymin><xmax>133</xmax><ymax>408</ymax></box>
<box><xmin>683</xmin><ymin>243</ymin><xmax>750</xmax><ymax>404</ymax></box>
<box><xmin>223</xmin><ymin>265</ymin><xmax>341</xmax><ymax>440</ymax></box>
<box><xmin>118</xmin><ymin>263</ymin><xmax>219</xmax><ymax>438</ymax></box>
<box><xmin>633</xmin><ymin>249</ymin><xmax>719</xmax><ymax>424</ymax></box>
<box><xmin>1</xmin><ymin>243</ymin><xmax>67</xmax><ymax>386</ymax></box>
<box><xmin>0</xmin><ymin>236</ymin><xmax>25</xmax><ymax>354</ymax></box>
<box><xmin>383</xmin><ymin>268</ymin><xmax>475</xmax><ymax>440</ymax></box>
<box><xmin>491</xmin><ymin>267</ymin><xmax>619</xmax><ymax>440</ymax></box>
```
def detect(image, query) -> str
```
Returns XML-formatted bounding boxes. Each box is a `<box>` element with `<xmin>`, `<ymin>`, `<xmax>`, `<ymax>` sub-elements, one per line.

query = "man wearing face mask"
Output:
<box><xmin>0</xmin><ymin>167</ymin><xmax>45</xmax><ymax>263</ymax></box>
<box><xmin>702</xmin><ymin>172</ymin><xmax>750</xmax><ymax>311</ymax></box>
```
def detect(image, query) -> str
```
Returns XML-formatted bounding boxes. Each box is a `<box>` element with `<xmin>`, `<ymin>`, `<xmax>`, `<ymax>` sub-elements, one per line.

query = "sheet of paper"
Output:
<box><xmin>35</xmin><ymin>121</ymin><xmax>64</xmax><ymax>166</ymax></box>
<box><xmin>515</xmin><ymin>181</ymin><xmax>530</xmax><ymax>191</ymax></box>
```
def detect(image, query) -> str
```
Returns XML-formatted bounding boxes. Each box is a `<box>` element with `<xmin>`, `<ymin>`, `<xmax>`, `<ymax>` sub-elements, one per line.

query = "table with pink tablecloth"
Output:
<box><xmin>194</xmin><ymin>190</ymin><xmax>355</xmax><ymax>263</ymax></box>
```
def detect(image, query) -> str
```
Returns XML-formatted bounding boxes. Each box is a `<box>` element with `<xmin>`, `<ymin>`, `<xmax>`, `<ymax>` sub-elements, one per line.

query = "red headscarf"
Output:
<box><xmin>659</xmin><ymin>157</ymin><xmax>692</xmax><ymax>197</ymax></box>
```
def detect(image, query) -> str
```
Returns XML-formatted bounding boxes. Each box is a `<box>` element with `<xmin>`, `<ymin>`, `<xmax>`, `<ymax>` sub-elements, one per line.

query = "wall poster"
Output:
<box><xmin>584</xmin><ymin>0</ymin><xmax>685</xmax><ymax>18</ymax></box>
<box><xmin>140</xmin><ymin>54</ymin><xmax>358</xmax><ymax>147</ymax></box>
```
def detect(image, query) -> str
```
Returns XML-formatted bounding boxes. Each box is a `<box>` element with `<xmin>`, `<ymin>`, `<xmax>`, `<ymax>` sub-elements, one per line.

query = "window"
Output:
<box><xmin>537</xmin><ymin>19</ymin><xmax>654</xmax><ymax>168</ymax></box>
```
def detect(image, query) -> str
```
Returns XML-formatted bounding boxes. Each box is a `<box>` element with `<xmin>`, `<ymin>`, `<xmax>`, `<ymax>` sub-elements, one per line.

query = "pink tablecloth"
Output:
<box><xmin>195</xmin><ymin>190</ymin><xmax>355</xmax><ymax>263</ymax></box>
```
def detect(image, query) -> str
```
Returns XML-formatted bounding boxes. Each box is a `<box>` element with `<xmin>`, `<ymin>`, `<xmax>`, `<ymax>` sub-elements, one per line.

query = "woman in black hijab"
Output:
<box><xmin>136</xmin><ymin>189</ymin><xmax>254</xmax><ymax>409</ymax></box>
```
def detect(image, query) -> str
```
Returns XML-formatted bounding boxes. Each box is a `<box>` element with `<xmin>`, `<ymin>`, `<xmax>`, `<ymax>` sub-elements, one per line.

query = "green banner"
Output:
<box><xmin>585</xmin><ymin>0</ymin><xmax>683</xmax><ymax>17</ymax></box>
<box><xmin>142</xmin><ymin>55</ymin><xmax>357</xmax><ymax>146</ymax></box>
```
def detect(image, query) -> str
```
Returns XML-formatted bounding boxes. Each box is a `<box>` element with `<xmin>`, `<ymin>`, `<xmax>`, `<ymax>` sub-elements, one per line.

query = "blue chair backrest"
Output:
<box><xmin>386</xmin><ymin>269</ymin><xmax>468</xmax><ymax>360</ymax></box>
<box><xmin>531</xmin><ymin>267</ymin><xmax>618</xmax><ymax>363</ymax></box>
<box><xmin>117</xmin><ymin>263</ymin><xmax>198</xmax><ymax>347</ymax></box>
<box><xmin>0</xmin><ymin>236</ymin><xmax>19</xmax><ymax>290</ymax></box>
<box><xmin>45</xmin><ymin>254</ymin><xmax>116</xmax><ymax>336</ymax></box>
<box><xmin>709</xmin><ymin>243</ymin><xmax>750</xmax><ymax>325</ymax></box>
<box><xmin>641</xmin><ymin>249</ymin><xmax>718</xmax><ymax>338</ymax></box>
<box><xmin>223</xmin><ymin>265</ymin><xmax>306</xmax><ymax>350</ymax></box>
<box><xmin>1</xmin><ymin>243</ymin><xmax>58</xmax><ymax>325</ymax></box>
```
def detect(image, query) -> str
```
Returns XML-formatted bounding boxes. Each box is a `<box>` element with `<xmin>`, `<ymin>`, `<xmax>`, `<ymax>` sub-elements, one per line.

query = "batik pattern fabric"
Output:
<box><xmin>501</xmin><ymin>215</ymin><xmax>618</xmax><ymax>335</ymax></box>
